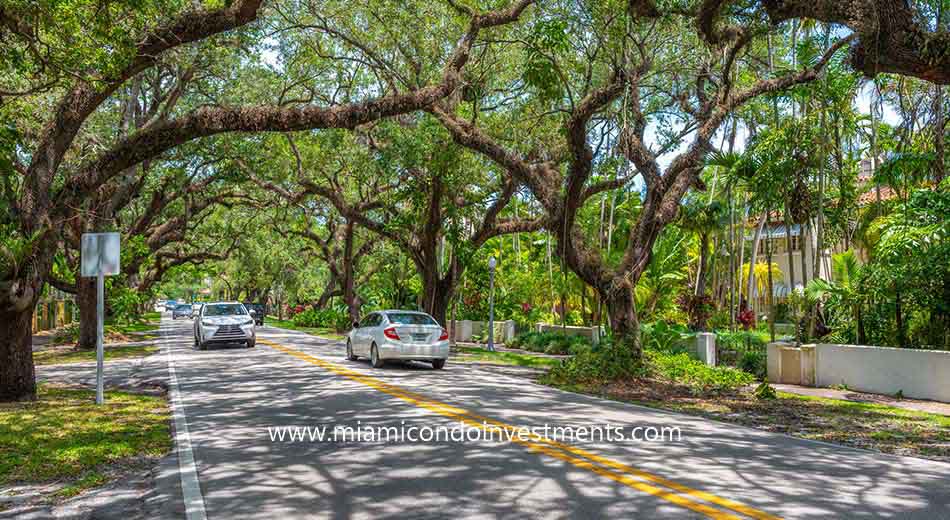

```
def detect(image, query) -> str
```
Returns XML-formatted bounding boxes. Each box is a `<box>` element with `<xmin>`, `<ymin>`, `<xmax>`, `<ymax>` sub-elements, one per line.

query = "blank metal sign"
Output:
<box><xmin>81</xmin><ymin>232</ymin><xmax>121</xmax><ymax>277</ymax></box>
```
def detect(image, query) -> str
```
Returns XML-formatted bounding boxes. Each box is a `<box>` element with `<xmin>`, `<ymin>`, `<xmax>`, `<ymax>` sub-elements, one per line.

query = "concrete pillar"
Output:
<box><xmin>767</xmin><ymin>342</ymin><xmax>786</xmax><ymax>383</ymax></box>
<box><xmin>456</xmin><ymin>320</ymin><xmax>473</xmax><ymax>342</ymax></box>
<box><xmin>503</xmin><ymin>320</ymin><xmax>516</xmax><ymax>342</ymax></box>
<box><xmin>696</xmin><ymin>333</ymin><xmax>717</xmax><ymax>366</ymax></box>
<box><xmin>591</xmin><ymin>326</ymin><xmax>600</xmax><ymax>345</ymax></box>
<box><xmin>767</xmin><ymin>342</ymin><xmax>817</xmax><ymax>386</ymax></box>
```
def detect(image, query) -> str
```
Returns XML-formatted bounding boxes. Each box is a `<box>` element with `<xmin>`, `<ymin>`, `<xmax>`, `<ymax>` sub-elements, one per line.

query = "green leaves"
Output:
<box><xmin>521</xmin><ymin>18</ymin><xmax>569</xmax><ymax>103</ymax></box>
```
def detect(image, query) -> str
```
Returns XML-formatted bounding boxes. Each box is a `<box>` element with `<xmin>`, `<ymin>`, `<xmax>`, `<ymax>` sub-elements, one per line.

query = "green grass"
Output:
<box><xmin>105</xmin><ymin>312</ymin><xmax>160</xmax><ymax>336</ymax></box>
<box><xmin>46</xmin><ymin>313</ymin><xmax>160</xmax><ymax>346</ymax></box>
<box><xmin>266</xmin><ymin>316</ymin><xmax>346</xmax><ymax>340</ymax></box>
<box><xmin>53</xmin><ymin>471</ymin><xmax>108</xmax><ymax>499</ymax></box>
<box><xmin>452</xmin><ymin>346</ymin><xmax>564</xmax><ymax>369</ymax></box>
<box><xmin>0</xmin><ymin>385</ymin><xmax>171</xmax><ymax>497</ymax></box>
<box><xmin>33</xmin><ymin>345</ymin><xmax>159</xmax><ymax>365</ymax></box>
<box><xmin>774</xmin><ymin>391</ymin><xmax>950</xmax><ymax>429</ymax></box>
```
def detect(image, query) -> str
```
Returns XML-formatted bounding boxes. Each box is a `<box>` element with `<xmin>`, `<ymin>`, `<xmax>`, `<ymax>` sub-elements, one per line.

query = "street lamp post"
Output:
<box><xmin>487</xmin><ymin>256</ymin><xmax>497</xmax><ymax>352</ymax></box>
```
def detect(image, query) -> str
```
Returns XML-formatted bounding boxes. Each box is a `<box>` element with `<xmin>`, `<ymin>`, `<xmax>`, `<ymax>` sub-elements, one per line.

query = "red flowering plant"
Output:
<box><xmin>737</xmin><ymin>307</ymin><xmax>756</xmax><ymax>330</ymax></box>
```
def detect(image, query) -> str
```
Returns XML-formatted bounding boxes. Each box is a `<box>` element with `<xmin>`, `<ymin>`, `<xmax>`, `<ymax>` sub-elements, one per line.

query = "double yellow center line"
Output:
<box><xmin>260</xmin><ymin>339</ymin><xmax>781</xmax><ymax>520</ymax></box>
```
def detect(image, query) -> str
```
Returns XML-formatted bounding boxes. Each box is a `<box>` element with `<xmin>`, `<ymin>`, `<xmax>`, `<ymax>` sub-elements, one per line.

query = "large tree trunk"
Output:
<box><xmin>0</xmin><ymin>296</ymin><xmax>39</xmax><ymax>402</ymax></box>
<box><xmin>77</xmin><ymin>276</ymin><xmax>98</xmax><ymax>350</ymax></box>
<box><xmin>603</xmin><ymin>286</ymin><xmax>641</xmax><ymax>361</ymax></box>
<box><xmin>341</xmin><ymin>223</ymin><xmax>360</xmax><ymax>324</ymax></box>
<box><xmin>419</xmin><ymin>263</ymin><xmax>458</xmax><ymax>326</ymax></box>
<box><xmin>314</xmin><ymin>276</ymin><xmax>339</xmax><ymax>309</ymax></box>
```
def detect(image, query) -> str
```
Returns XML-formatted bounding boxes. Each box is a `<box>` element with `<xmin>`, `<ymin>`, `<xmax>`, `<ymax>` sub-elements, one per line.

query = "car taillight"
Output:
<box><xmin>438</xmin><ymin>328</ymin><xmax>448</xmax><ymax>341</ymax></box>
<box><xmin>383</xmin><ymin>327</ymin><xmax>400</xmax><ymax>340</ymax></box>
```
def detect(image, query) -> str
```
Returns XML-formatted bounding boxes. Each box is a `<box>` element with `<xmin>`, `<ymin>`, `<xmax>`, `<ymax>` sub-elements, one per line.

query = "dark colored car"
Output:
<box><xmin>172</xmin><ymin>303</ymin><xmax>193</xmax><ymax>320</ymax></box>
<box><xmin>244</xmin><ymin>303</ymin><xmax>266</xmax><ymax>326</ymax></box>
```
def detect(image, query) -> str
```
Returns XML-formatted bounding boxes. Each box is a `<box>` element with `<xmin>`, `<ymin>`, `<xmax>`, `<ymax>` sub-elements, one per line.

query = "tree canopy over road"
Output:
<box><xmin>2</xmin><ymin>0</ymin><xmax>949</xmax><ymax>401</ymax></box>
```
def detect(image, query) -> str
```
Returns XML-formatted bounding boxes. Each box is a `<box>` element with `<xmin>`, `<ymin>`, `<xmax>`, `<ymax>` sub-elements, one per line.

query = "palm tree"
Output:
<box><xmin>739</xmin><ymin>261</ymin><xmax>783</xmax><ymax>313</ymax></box>
<box><xmin>805</xmin><ymin>250</ymin><xmax>866</xmax><ymax>343</ymax></box>
<box><xmin>678</xmin><ymin>197</ymin><xmax>727</xmax><ymax>298</ymax></box>
<box><xmin>634</xmin><ymin>229</ymin><xmax>689</xmax><ymax>321</ymax></box>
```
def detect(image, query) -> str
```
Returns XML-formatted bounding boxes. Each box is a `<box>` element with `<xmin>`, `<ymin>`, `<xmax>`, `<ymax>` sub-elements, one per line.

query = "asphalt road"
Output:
<box><xmin>161</xmin><ymin>316</ymin><xmax>950</xmax><ymax>519</ymax></box>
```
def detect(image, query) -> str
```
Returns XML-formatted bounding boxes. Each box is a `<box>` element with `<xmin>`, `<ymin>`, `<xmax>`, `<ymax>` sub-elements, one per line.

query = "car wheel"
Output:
<box><xmin>370</xmin><ymin>344</ymin><xmax>384</xmax><ymax>368</ymax></box>
<box><xmin>432</xmin><ymin>359</ymin><xmax>446</xmax><ymax>370</ymax></box>
<box><xmin>346</xmin><ymin>340</ymin><xmax>358</xmax><ymax>361</ymax></box>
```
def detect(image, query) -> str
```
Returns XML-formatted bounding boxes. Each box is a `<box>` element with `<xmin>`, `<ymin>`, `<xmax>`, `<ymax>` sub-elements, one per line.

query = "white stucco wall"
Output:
<box><xmin>451</xmin><ymin>320</ymin><xmax>517</xmax><ymax>342</ymax></box>
<box><xmin>535</xmin><ymin>323</ymin><xmax>601</xmax><ymax>344</ymax></box>
<box><xmin>815</xmin><ymin>343</ymin><xmax>950</xmax><ymax>403</ymax></box>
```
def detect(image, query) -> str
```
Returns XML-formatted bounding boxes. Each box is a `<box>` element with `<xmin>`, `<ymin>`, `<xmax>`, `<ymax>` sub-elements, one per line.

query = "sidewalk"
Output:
<box><xmin>773</xmin><ymin>383</ymin><xmax>950</xmax><ymax>416</ymax></box>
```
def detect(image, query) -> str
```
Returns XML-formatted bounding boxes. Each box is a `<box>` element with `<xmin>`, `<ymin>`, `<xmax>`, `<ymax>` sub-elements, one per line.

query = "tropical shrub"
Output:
<box><xmin>108</xmin><ymin>285</ymin><xmax>147</xmax><ymax>323</ymax></box>
<box><xmin>639</xmin><ymin>321</ymin><xmax>693</xmax><ymax>353</ymax></box>
<box><xmin>715</xmin><ymin>330</ymin><xmax>768</xmax><ymax>379</ymax></box>
<box><xmin>541</xmin><ymin>343</ymin><xmax>644</xmax><ymax>385</ymax></box>
<box><xmin>507</xmin><ymin>331</ymin><xmax>592</xmax><ymax>355</ymax></box>
<box><xmin>646</xmin><ymin>351</ymin><xmax>756</xmax><ymax>392</ymax></box>
<box><xmin>542</xmin><ymin>343</ymin><xmax>755</xmax><ymax>393</ymax></box>
<box><xmin>292</xmin><ymin>305</ymin><xmax>350</xmax><ymax>331</ymax></box>
<box><xmin>753</xmin><ymin>381</ymin><xmax>777</xmax><ymax>400</ymax></box>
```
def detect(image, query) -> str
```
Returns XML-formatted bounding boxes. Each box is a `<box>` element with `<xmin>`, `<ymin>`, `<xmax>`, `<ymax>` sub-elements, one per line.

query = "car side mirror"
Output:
<box><xmin>352</xmin><ymin>321</ymin><xmax>359</xmax><ymax>329</ymax></box>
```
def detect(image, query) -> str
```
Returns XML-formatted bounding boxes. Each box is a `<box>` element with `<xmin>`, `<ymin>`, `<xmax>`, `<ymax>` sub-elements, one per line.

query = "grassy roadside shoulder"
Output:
<box><xmin>33</xmin><ymin>345</ymin><xmax>160</xmax><ymax>366</ymax></box>
<box><xmin>451</xmin><ymin>346</ymin><xmax>564</xmax><ymax>369</ymax></box>
<box><xmin>548</xmin><ymin>379</ymin><xmax>950</xmax><ymax>462</ymax></box>
<box><xmin>0</xmin><ymin>385</ymin><xmax>171</xmax><ymax>507</ymax></box>
<box><xmin>33</xmin><ymin>312</ymin><xmax>162</xmax><ymax>366</ymax></box>
<box><xmin>265</xmin><ymin>316</ymin><xmax>346</xmax><ymax>341</ymax></box>
<box><xmin>40</xmin><ymin>311</ymin><xmax>162</xmax><ymax>348</ymax></box>
<box><xmin>542</xmin><ymin>345</ymin><xmax>949</xmax><ymax>461</ymax></box>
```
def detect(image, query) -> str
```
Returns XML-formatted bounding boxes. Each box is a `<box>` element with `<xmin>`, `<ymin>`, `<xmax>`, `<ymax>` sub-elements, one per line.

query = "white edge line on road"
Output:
<box><xmin>163</xmin><ymin>321</ymin><xmax>208</xmax><ymax>520</ymax></box>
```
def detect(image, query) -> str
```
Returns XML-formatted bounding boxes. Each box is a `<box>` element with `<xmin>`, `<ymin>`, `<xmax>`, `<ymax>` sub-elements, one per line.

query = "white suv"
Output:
<box><xmin>194</xmin><ymin>302</ymin><xmax>256</xmax><ymax>350</ymax></box>
<box><xmin>346</xmin><ymin>310</ymin><xmax>448</xmax><ymax>369</ymax></box>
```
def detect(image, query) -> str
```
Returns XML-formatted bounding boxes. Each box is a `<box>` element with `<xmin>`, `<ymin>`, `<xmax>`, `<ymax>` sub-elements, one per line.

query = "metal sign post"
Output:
<box><xmin>487</xmin><ymin>256</ymin><xmax>497</xmax><ymax>352</ymax></box>
<box><xmin>81</xmin><ymin>233</ymin><xmax>121</xmax><ymax>405</ymax></box>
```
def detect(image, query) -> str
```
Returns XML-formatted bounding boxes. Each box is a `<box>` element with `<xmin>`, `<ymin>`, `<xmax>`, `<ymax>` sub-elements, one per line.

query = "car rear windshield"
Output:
<box><xmin>204</xmin><ymin>304</ymin><xmax>247</xmax><ymax>316</ymax></box>
<box><xmin>176</xmin><ymin>304</ymin><xmax>191</xmax><ymax>310</ymax></box>
<box><xmin>386</xmin><ymin>312</ymin><xmax>437</xmax><ymax>325</ymax></box>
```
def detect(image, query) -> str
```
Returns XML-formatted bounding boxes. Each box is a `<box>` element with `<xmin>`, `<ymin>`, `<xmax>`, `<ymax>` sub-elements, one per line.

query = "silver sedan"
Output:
<box><xmin>346</xmin><ymin>310</ymin><xmax>448</xmax><ymax>369</ymax></box>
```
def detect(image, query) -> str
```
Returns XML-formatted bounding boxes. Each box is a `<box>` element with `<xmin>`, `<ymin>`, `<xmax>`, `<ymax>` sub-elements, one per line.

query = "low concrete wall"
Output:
<box><xmin>768</xmin><ymin>342</ymin><xmax>950</xmax><ymax>402</ymax></box>
<box><xmin>815</xmin><ymin>343</ymin><xmax>950</xmax><ymax>403</ymax></box>
<box><xmin>451</xmin><ymin>320</ymin><xmax>516</xmax><ymax>343</ymax></box>
<box><xmin>535</xmin><ymin>323</ymin><xmax>602</xmax><ymax>345</ymax></box>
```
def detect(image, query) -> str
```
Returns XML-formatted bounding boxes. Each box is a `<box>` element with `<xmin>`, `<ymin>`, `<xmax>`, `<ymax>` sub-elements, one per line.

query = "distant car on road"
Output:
<box><xmin>164</xmin><ymin>300</ymin><xmax>178</xmax><ymax>312</ymax></box>
<box><xmin>346</xmin><ymin>310</ymin><xmax>448</xmax><ymax>369</ymax></box>
<box><xmin>243</xmin><ymin>303</ymin><xmax>265</xmax><ymax>326</ymax></box>
<box><xmin>171</xmin><ymin>303</ymin><xmax>193</xmax><ymax>320</ymax></box>
<box><xmin>194</xmin><ymin>302</ymin><xmax>256</xmax><ymax>350</ymax></box>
